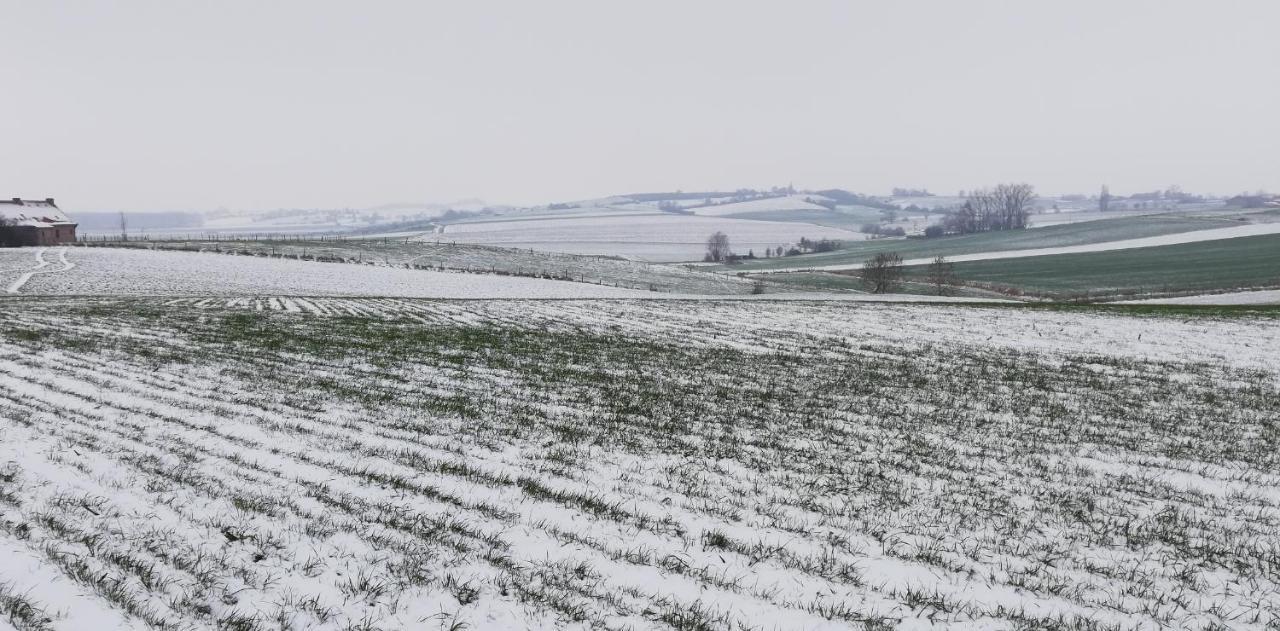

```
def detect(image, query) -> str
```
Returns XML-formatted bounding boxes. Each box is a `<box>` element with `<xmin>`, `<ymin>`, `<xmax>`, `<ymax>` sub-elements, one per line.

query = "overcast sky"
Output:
<box><xmin>3</xmin><ymin>1</ymin><xmax>1278</xmax><ymax>211</ymax></box>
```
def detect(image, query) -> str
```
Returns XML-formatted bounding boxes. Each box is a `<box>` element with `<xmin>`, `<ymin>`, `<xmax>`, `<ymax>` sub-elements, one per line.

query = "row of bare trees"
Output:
<box><xmin>944</xmin><ymin>183</ymin><xmax>1036</xmax><ymax>234</ymax></box>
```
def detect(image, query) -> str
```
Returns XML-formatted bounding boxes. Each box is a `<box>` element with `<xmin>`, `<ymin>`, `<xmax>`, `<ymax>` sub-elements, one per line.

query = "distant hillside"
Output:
<box><xmin>75</xmin><ymin>211</ymin><xmax>204</xmax><ymax>232</ymax></box>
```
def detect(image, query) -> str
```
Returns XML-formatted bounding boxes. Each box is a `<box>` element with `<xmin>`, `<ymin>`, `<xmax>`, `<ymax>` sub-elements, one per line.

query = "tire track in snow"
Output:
<box><xmin>5</xmin><ymin>247</ymin><xmax>74</xmax><ymax>294</ymax></box>
<box><xmin>0</xmin><ymin>248</ymin><xmax>50</xmax><ymax>276</ymax></box>
<box><xmin>4</xmin><ymin>248</ymin><xmax>50</xmax><ymax>293</ymax></box>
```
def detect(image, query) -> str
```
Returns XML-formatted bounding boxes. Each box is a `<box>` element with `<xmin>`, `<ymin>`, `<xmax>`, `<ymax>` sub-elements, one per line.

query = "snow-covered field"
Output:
<box><xmin>0</xmin><ymin>247</ymin><xmax>75</xmax><ymax>294</ymax></box>
<box><xmin>159</xmin><ymin>292</ymin><xmax>1011</xmax><ymax>315</ymax></box>
<box><xmin>612</xmin><ymin>199</ymin><xmax>728</xmax><ymax>212</ymax></box>
<box><xmin>0</xmin><ymin>245</ymin><xmax>1011</xmax><ymax>302</ymax></box>
<box><xmin>690</xmin><ymin>195</ymin><xmax>832</xmax><ymax>217</ymax></box>
<box><xmin>433</xmin><ymin>214</ymin><xmax>865</xmax><ymax>262</ymax></box>
<box><xmin>883</xmin><ymin>196</ymin><xmax>964</xmax><ymax>210</ymax></box>
<box><xmin>1</xmin><ymin>298</ymin><xmax>1277</xmax><ymax>630</ymax></box>
<box><xmin>759</xmin><ymin>221</ymin><xmax>1280</xmax><ymax>273</ymax></box>
<box><xmin>0</xmin><ymin>247</ymin><xmax>645</xmax><ymax>298</ymax></box>
<box><xmin>1027</xmin><ymin>209</ymin><xmax>1169</xmax><ymax>228</ymax></box>
<box><xmin>444</xmin><ymin>206</ymin><xmax>659</xmax><ymax>226</ymax></box>
<box><xmin>1118</xmin><ymin>288</ymin><xmax>1280</xmax><ymax>305</ymax></box>
<box><xmin>68</xmin><ymin>241</ymin><xmax>766</xmax><ymax>295</ymax></box>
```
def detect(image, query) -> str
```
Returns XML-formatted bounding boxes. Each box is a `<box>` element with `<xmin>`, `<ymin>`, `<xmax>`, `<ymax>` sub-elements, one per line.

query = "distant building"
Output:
<box><xmin>1224</xmin><ymin>194</ymin><xmax>1279</xmax><ymax>210</ymax></box>
<box><xmin>0</xmin><ymin>198</ymin><xmax>77</xmax><ymax>246</ymax></box>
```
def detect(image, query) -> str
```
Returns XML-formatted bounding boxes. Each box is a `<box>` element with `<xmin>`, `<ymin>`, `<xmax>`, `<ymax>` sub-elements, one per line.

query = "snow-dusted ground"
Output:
<box><xmin>0</xmin><ymin>298</ymin><xmax>1277</xmax><ymax>630</ymax></box>
<box><xmin>1117</xmin><ymin>288</ymin><xmax>1280</xmax><ymax>305</ymax></box>
<box><xmin>0</xmin><ymin>246</ymin><xmax>1009</xmax><ymax>300</ymax></box>
<box><xmin>159</xmin><ymin>293</ymin><xmax>1012</xmax><ymax>315</ymax></box>
<box><xmin>690</xmin><ymin>195</ymin><xmax>832</xmax><ymax>217</ymax></box>
<box><xmin>444</xmin><ymin>206</ymin><xmax>660</xmax><ymax>226</ymax></box>
<box><xmin>0</xmin><ymin>247</ymin><xmax>645</xmax><ymax>298</ymax></box>
<box><xmin>433</xmin><ymin>214</ymin><xmax>865</xmax><ymax>262</ymax></box>
<box><xmin>0</xmin><ymin>247</ymin><xmax>75</xmax><ymax>294</ymax></box>
<box><xmin>71</xmin><ymin>241</ymin><xmax>767</xmax><ymax>295</ymax></box>
<box><xmin>883</xmin><ymin>195</ymin><xmax>965</xmax><ymax>210</ymax></box>
<box><xmin>758</xmin><ymin>221</ymin><xmax>1280</xmax><ymax>272</ymax></box>
<box><xmin>611</xmin><ymin>198</ymin><xmax>735</xmax><ymax>212</ymax></box>
<box><xmin>1027</xmin><ymin>208</ymin><xmax>1170</xmax><ymax>228</ymax></box>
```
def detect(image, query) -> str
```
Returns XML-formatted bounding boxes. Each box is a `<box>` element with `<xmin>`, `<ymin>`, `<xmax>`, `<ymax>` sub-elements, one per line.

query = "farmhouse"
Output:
<box><xmin>0</xmin><ymin>198</ymin><xmax>77</xmax><ymax>246</ymax></box>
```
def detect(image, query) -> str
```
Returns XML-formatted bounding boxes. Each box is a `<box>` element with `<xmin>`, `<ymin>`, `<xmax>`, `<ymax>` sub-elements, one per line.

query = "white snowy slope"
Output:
<box><xmin>432</xmin><ymin>213</ymin><xmax>864</xmax><ymax>262</ymax></box>
<box><xmin>446</xmin><ymin>206</ymin><xmax>659</xmax><ymax>224</ymax></box>
<box><xmin>160</xmin><ymin>293</ymin><xmax>1012</xmax><ymax>313</ymax></box>
<box><xmin>0</xmin><ymin>245</ymin><xmax>1011</xmax><ymax>302</ymax></box>
<box><xmin>1116</xmin><ymin>288</ymin><xmax>1280</xmax><ymax>305</ymax></box>
<box><xmin>1</xmin><ymin>247</ymin><xmax>646</xmax><ymax>298</ymax></box>
<box><xmin>0</xmin><ymin>299</ymin><xmax>1277</xmax><ymax>629</ymax></box>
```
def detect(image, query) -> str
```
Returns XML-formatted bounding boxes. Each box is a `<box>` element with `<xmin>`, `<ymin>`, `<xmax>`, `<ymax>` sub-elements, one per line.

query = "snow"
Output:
<box><xmin>1028</xmin><ymin>208</ymin><xmax>1172</xmax><ymax>228</ymax></box>
<box><xmin>1117</xmin><ymin>288</ymin><xmax>1280</xmax><ymax>305</ymax></box>
<box><xmin>434</xmin><ymin>214</ymin><xmax>865</xmax><ymax>262</ymax></box>
<box><xmin>0</xmin><ymin>245</ymin><xmax>1018</xmax><ymax>301</ymax></box>
<box><xmin>161</xmin><ymin>294</ymin><xmax>1011</xmax><ymax>315</ymax></box>
<box><xmin>448</xmin><ymin>206</ymin><xmax>658</xmax><ymax>224</ymax></box>
<box><xmin>0</xmin><ymin>535</ymin><xmax>144</xmax><ymax>630</ymax></box>
<box><xmin>884</xmin><ymin>195</ymin><xmax>963</xmax><ymax>210</ymax></box>
<box><xmin>0</xmin><ymin>200</ymin><xmax>74</xmax><ymax>228</ymax></box>
<box><xmin>759</xmin><ymin>221</ymin><xmax>1280</xmax><ymax>272</ymax></box>
<box><xmin>194</xmin><ymin>202</ymin><xmax>488</xmax><ymax>234</ymax></box>
<box><xmin>0</xmin><ymin>247</ymin><xmax>647</xmax><ymax>298</ymax></box>
<box><xmin>0</xmin><ymin>299</ymin><xmax>1277</xmax><ymax>629</ymax></box>
<box><xmin>144</xmin><ymin>298</ymin><xmax>1277</xmax><ymax>369</ymax></box>
<box><xmin>690</xmin><ymin>195</ymin><xmax>833</xmax><ymax>217</ymax></box>
<box><xmin>611</xmin><ymin>197</ymin><xmax>735</xmax><ymax>211</ymax></box>
<box><xmin>3</xmin><ymin>247</ymin><xmax>74</xmax><ymax>293</ymax></box>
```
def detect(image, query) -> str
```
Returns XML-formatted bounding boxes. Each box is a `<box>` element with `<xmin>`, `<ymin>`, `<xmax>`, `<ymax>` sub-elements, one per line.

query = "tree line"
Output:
<box><xmin>942</xmin><ymin>183</ymin><xmax>1035</xmax><ymax>234</ymax></box>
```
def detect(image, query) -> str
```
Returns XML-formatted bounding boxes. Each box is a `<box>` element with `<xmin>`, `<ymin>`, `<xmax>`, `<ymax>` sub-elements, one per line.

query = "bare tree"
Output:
<box><xmin>946</xmin><ymin>200</ymin><xmax>978</xmax><ymax>234</ymax></box>
<box><xmin>119</xmin><ymin>211</ymin><xmax>129</xmax><ymax>242</ymax></box>
<box><xmin>0</xmin><ymin>218</ymin><xmax>25</xmax><ymax>248</ymax></box>
<box><xmin>0</xmin><ymin>217</ymin><xmax>18</xmax><ymax>247</ymax></box>
<box><xmin>967</xmin><ymin>188</ymin><xmax>1003</xmax><ymax>231</ymax></box>
<box><xmin>705</xmin><ymin>231</ymin><xmax>731</xmax><ymax>262</ymax></box>
<box><xmin>861</xmin><ymin>252</ymin><xmax>904</xmax><ymax>293</ymax></box>
<box><xmin>925</xmin><ymin>255</ymin><xmax>957</xmax><ymax>295</ymax></box>
<box><xmin>991</xmin><ymin>183</ymin><xmax>1035</xmax><ymax>229</ymax></box>
<box><xmin>1099</xmin><ymin>185</ymin><xmax>1111</xmax><ymax>212</ymax></box>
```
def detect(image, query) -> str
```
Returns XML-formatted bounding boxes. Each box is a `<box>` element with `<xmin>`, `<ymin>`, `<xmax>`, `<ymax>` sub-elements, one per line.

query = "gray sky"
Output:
<box><xmin>4</xmin><ymin>1</ymin><xmax>1277</xmax><ymax>211</ymax></box>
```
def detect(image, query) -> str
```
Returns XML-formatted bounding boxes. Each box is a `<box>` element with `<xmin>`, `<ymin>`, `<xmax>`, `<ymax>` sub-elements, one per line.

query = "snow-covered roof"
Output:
<box><xmin>0</xmin><ymin>199</ymin><xmax>75</xmax><ymax>228</ymax></box>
